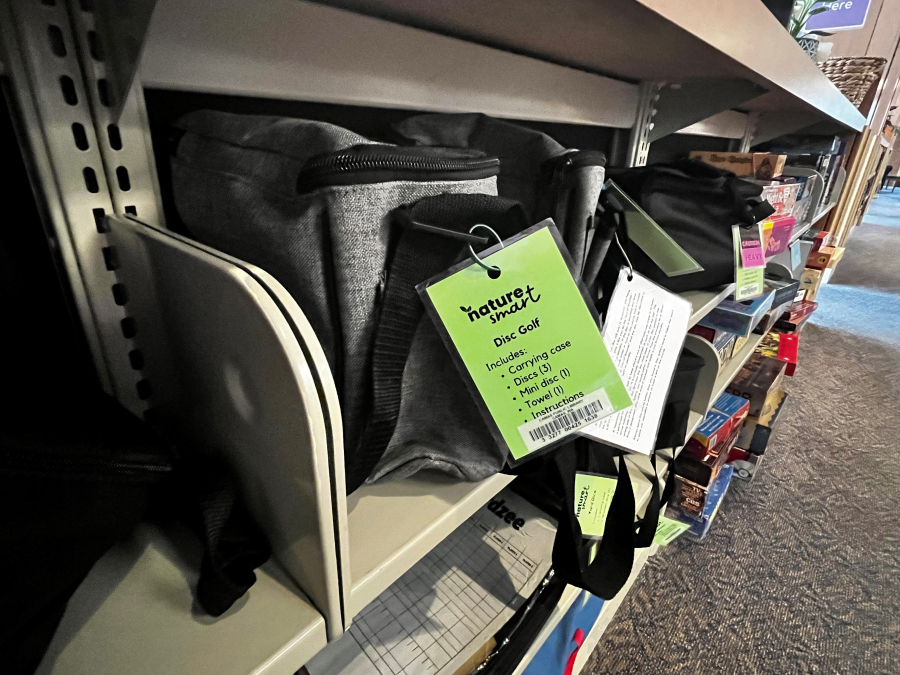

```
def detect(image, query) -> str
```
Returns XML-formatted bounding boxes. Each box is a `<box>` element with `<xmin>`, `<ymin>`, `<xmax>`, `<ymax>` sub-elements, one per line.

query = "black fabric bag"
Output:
<box><xmin>0</xmin><ymin>397</ymin><xmax>174</xmax><ymax>675</ymax></box>
<box><xmin>654</xmin><ymin>347</ymin><xmax>706</xmax><ymax>450</ymax></box>
<box><xmin>606</xmin><ymin>159</ymin><xmax>775</xmax><ymax>294</ymax></box>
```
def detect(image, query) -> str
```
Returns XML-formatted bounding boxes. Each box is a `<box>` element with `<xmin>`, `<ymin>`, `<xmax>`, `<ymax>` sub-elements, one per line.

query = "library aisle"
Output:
<box><xmin>586</xmin><ymin>195</ymin><xmax>900</xmax><ymax>675</ymax></box>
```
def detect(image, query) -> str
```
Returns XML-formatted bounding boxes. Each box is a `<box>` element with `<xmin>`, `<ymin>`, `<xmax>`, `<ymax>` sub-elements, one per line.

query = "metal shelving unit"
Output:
<box><xmin>35</xmin><ymin>524</ymin><xmax>327</xmax><ymax>675</ymax></box>
<box><xmin>0</xmin><ymin>0</ymin><xmax>875</xmax><ymax>673</ymax></box>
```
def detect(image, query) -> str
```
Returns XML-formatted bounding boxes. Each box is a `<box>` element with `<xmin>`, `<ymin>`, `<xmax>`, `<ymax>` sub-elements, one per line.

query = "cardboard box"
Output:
<box><xmin>777</xmin><ymin>333</ymin><xmax>799</xmax><ymax>376</ymax></box>
<box><xmin>711</xmin><ymin>392</ymin><xmax>751</xmax><ymax>423</ymax></box>
<box><xmin>827</xmin><ymin>245</ymin><xmax>845</xmax><ymax>268</ymax></box>
<box><xmin>755</xmin><ymin>331</ymin><xmax>781</xmax><ymax>359</ymax></box>
<box><xmin>735</xmin><ymin>389</ymin><xmax>788</xmax><ymax>453</ymax></box>
<box><xmin>800</xmin><ymin>268</ymin><xmax>824</xmax><ymax>301</ymax></box>
<box><xmin>690</xmin><ymin>410</ymin><xmax>732</xmax><ymax>451</ymax></box>
<box><xmin>725</xmin><ymin>353</ymin><xmax>786</xmax><ymax>417</ymax></box>
<box><xmin>782</xmin><ymin>299</ymin><xmax>818</xmax><ymax>323</ymax></box>
<box><xmin>761</xmin><ymin>183</ymin><xmax>803</xmax><ymax>217</ymax></box>
<box><xmin>713</xmin><ymin>331</ymin><xmax>737</xmax><ymax>364</ymax></box>
<box><xmin>768</xmin><ymin>278</ymin><xmax>802</xmax><ymax>308</ymax></box>
<box><xmin>698</xmin><ymin>289</ymin><xmax>777</xmax><ymax>338</ymax></box>
<box><xmin>764</xmin><ymin>216</ymin><xmax>795</xmax><ymax>257</ymax></box>
<box><xmin>807</xmin><ymin>245</ymin><xmax>836</xmax><ymax>270</ymax></box>
<box><xmin>805</xmin><ymin>230</ymin><xmax>831</xmax><ymax>254</ymax></box>
<box><xmin>755</xmin><ymin>154</ymin><xmax>787</xmax><ymax>180</ymax></box>
<box><xmin>689</xmin><ymin>151</ymin><xmax>785</xmax><ymax>179</ymax></box>
<box><xmin>676</xmin><ymin>396</ymin><xmax>748</xmax><ymax>488</ymax></box>
<box><xmin>669</xmin><ymin>465</ymin><xmax>735</xmax><ymax>536</ymax></box>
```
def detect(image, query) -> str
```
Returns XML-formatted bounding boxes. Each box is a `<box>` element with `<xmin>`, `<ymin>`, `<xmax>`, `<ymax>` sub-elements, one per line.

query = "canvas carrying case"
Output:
<box><xmin>169</xmin><ymin>109</ymin><xmax>702</xmax><ymax>602</ymax></box>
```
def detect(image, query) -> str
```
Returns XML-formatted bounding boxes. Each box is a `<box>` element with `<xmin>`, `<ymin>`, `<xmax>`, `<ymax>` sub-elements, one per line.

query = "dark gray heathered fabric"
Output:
<box><xmin>585</xmin><ymin>196</ymin><xmax>900</xmax><ymax>674</ymax></box>
<box><xmin>171</xmin><ymin>110</ymin><xmax>502</xmax><ymax>484</ymax></box>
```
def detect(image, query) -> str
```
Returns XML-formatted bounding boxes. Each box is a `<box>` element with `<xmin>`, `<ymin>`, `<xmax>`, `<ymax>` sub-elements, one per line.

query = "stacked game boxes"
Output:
<box><xmin>672</xmin><ymin>393</ymin><xmax>749</xmax><ymax>521</ymax></box>
<box><xmin>723</xmin><ymin>352</ymin><xmax>788</xmax><ymax>482</ymax></box>
<box><xmin>666</xmin><ymin>465</ymin><xmax>735</xmax><ymax>540</ymax></box>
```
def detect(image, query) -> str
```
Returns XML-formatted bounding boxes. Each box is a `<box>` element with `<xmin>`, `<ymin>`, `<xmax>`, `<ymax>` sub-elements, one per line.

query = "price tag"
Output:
<box><xmin>737</xmin><ymin>224</ymin><xmax>766</xmax><ymax>268</ymax></box>
<box><xmin>419</xmin><ymin>221</ymin><xmax>631</xmax><ymax>462</ymax></box>
<box><xmin>790</xmin><ymin>241</ymin><xmax>802</xmax><ymax>270</ymax></box>
<box><xmin>574</xmin><ymin>472</ymin><xmax>618</xmax><ymax>539</ymax></box>
<box><xmin>733</xmin><ymin>224</ymin><xmax>765</xmax><ymax>301</ymax></box>
<box><xmin>653</xmin><ymin>516</ymin><xmax>691</xmax><ymax>546</ymax></box>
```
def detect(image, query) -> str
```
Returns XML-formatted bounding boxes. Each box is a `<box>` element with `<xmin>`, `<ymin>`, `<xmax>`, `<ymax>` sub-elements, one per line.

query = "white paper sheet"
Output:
<box><xmin>581</xmin><ymin>268</ymin><xmax>691</xmax><ymax>455</ymax></box>
<box><xmin>305</xmin><ymin>489</ymin><xmax>555</xmax><ymax>675</ymax></box>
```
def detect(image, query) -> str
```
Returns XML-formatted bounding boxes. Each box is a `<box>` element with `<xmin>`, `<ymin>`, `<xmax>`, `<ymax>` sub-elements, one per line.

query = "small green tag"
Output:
<box><xmin>421</xmin><ymin>223</ymin><xmax>631</xmax><ymax>461</ymax></box>
<box><xmin>606</xmin><ymin>181</ymin><xmax>703</xmax><ymax>277</ymax></box>
<box><xmin>574</xmin><ymin>472</ymin><xmax>618</xmax><ymax>538</ymax></box>
<box><xmin>653</xmin><ymin>516</ymin><xmax>690</xmax><ymax>546</ymax></box>
<box><xmin>733</xmin><ymin>225</ymin><xmax>765</xmax><ymax>301</ymax></box>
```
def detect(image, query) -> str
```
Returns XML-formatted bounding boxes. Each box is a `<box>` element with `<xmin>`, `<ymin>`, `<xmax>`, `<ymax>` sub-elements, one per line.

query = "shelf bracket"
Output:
<box><xmin>1</xmin><ymin>0</ymin><xmax>148</xmax><ymax>415</ymax></box>
<box><xmin>648</xmin><ymin>78</ymin><xmax>767</xmax><ymax>142</ymax></box>
<box><xmin>739</xmin><ymin>112</ymin><xmax>759</xmax><ymax>152</ymax></box>
<box><xmin>626</xmin><ymin>82</ymin><xmax>657</xmax><ymax>167</ymax></box>
<box><xmin>86</xmin><ymin>0</ymin><xmax>158</xmax><ymax>122</ymax></box>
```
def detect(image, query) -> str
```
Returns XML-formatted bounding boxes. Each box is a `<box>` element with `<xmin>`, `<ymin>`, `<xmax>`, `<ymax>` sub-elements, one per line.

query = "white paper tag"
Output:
<box><xmin>790</xmin><ymin>241</ymin><xmax>802</xmax><ymax>270</ymax></box>
<box><xmin>581</xmin><ymin>268</ymin><xmax>692</xmax><ymax>455</ymax></box>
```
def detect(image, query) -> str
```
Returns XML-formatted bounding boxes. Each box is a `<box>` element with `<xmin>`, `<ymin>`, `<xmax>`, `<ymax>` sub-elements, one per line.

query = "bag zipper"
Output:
<box><xmin>297</xmin><ymin>145</ymin><xmax>500</xmax><ymax>193</ymax></box>
<box><xmin>300</xmin><ymin>144</ymin><xmax>500</xmax><ymax>410</ymax></box>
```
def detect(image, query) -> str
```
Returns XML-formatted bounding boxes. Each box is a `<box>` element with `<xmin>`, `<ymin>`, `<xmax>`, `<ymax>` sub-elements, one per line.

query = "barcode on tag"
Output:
<box><xmin>518</xmin><ymin>389</ymin><xmax>613</xmax><ymax>452</ymax></box>
<box><xmin>743</xmin><ymin>283</ymin><xmax>760</xmax><ymax>295</ymax></box>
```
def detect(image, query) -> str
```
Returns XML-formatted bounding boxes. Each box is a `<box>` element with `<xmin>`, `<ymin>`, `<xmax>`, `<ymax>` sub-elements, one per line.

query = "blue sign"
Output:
<box><xmin>806</xmin><ymin>0</ymin><xmax>872</xmax><ymax>32</ymax></box>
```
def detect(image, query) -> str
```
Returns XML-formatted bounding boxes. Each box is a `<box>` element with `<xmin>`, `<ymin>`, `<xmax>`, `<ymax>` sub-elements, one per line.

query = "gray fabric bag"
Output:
<box><xmin>393</xmin><ymin>113</ymin><xmax>609</xmax><ymax>296</ymax></box>
<box><xmin>170</xmin><ymin>110</ymin><xmax>612</xmax><ymax>492</ymax></box>
<box><xmin>170</xmin><ymin>110</ymin><xmax>520</xmax><ymax>491</ymax></box>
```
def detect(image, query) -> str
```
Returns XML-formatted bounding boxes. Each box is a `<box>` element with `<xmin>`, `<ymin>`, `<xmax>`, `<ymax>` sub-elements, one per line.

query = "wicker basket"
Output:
<box><xmin>820</xmin><ymin>57</ymin><xmax>887</xmax><ymax>107</ymax></box>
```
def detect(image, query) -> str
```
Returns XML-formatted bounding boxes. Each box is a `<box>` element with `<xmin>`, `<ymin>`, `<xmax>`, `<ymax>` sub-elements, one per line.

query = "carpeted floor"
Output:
<box><xmin>585</xmin><ymin>192</ymin><xmax>900</xmax><ymax>675</ymax></box>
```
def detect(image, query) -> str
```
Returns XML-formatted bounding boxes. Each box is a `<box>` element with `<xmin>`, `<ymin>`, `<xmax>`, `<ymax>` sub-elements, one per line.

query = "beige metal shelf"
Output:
<box><xmin>345</xmin><ymin>473</ymin><xmax>516</xmax><ymax>617</ymax></box>
<box><xmin>141</xmin><ymin>0</ymin><xmax>638</xmax><ymax>129</ymax></box>
<box><xmin>676</xmin><ymin>110</ymin><xmax>748</xmax><ymax>138</ymax></box>
<box><xmin>36</xmin><ymin>524</ymin><xmax>327</xmax><ymax>675</ymax></box>
<box><xmin>684</xmin><ymin>284</ymin><xmax>736</xmax><ymax>328</ymax></box>
<box><xmin>320</xmin><ymin>0</ymin><xmax>865</xmax><ymax>130</ymax></box>
<box><xmin>712</xmin><ymin>330</ymin><xmax>767</xmax><ymax>405</ymax></box>
<box><xmin>790</xmin><ymin>200</ymin><xmax>838</xmax><ymax>244</ymax></box>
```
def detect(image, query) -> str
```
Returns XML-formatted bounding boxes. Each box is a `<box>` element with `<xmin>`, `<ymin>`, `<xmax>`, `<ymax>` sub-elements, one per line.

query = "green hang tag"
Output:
<box><xmin>574</xmin><ymin>472</ymin><xmax>618</xmax><ymax>538</ymax></box>
<box><xmin>653</xmin><ymin>516</ymin><xmax>690</xmax><ymax>546</ymax></box>
<box><xmin>733</xmin><ymin>224</ymin><xmax>765</xmax><ymax>301</ymax></box>
<box><xmin>605</xmin><ymin>181</ymin><xmax>703</xmax><ymax>277</ymax></box>
<box><xmin>419</xmin><ymin>221</ymin><xmax>631</xmax><ymax>462</ymax></box>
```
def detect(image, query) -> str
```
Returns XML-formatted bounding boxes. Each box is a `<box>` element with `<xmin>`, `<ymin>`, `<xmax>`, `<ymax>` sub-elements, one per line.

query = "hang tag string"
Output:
<box><xmin>468</xmin><ymin>224</ymin><xmax>504</xmax><ymax>279</ymax></box>
<box><xmin>614</xmin><ymin>232</ymin><xmax>634</xmax><ymax>281</ymax></box>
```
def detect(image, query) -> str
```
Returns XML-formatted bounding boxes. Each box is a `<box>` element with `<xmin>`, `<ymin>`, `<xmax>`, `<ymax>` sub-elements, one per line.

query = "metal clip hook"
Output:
<box><xmin>467</xmin><ymin>224</ymin><xmax>504</xmax><ymax>279</ymax></box>
<box><xmin>614</xmin><ymin>232</ymin><xmax>634</xmax><ymax>281</ymax></box>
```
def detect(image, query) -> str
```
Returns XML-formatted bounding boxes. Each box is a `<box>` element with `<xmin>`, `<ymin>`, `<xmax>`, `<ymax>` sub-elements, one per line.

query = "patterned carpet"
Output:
<box><xmin>585</xmin><ymin>193</ymin><xmax>900</xmax><ymax>674</ymax></box>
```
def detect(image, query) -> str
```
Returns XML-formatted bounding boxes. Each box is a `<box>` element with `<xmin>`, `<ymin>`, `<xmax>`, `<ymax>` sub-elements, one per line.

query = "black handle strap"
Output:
<box><xmin>344</xmin><ymin>194</ymin><xmax>530</xmax><ymax>492</ymax></box>
<box><xmin>551</xmin><ymin>439</ymin><xmax>636</xmax><ymax>600</ymax></box>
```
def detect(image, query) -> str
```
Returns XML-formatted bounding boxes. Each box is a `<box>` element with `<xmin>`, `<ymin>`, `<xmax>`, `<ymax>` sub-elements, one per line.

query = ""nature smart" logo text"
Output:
<box><xmin>460</xmin><ymin>285</ymin><xmax>541</xmax><ymax>324</ymax></box>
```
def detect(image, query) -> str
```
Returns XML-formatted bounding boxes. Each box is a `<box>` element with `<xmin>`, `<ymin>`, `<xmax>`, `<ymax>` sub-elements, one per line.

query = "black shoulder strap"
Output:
<box><xmin>344</xmin><ymin>194</ymin><xmax>530</xmax><ymax>492</ymax></box>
